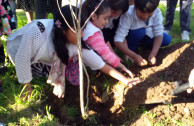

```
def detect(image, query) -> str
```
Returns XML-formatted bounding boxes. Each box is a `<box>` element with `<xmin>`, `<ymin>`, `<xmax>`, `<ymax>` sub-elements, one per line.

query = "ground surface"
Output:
<box><xmin>47</xmin><ymin>41</ymin><xmax>194</xmax><ymax>125</ymax></box>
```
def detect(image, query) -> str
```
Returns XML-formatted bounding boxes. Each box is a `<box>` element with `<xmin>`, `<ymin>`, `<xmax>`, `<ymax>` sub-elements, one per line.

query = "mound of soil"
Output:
<box><xmin>47</xmin><ymin>41</ymin><xmax>194</xmax><ymax>125</ymax></box>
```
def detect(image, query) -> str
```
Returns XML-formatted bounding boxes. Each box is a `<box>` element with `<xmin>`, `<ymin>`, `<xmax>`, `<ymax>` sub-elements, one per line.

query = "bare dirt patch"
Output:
<box><xmin>47</xmin><ymin>41</ymin><xmax>194</xmax><ymax>125</ymax></box>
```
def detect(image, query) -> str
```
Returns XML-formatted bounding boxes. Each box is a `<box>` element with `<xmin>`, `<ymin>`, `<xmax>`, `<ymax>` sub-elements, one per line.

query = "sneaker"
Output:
<box><xmin>182</xmin><ymin>31</ymin><xmax>190</xmax><ymax>41</ymax></box>
<box><xmin>164</xmin><ymin>30</ymin><xmax>169</xmax><ymax>34</ymax></box>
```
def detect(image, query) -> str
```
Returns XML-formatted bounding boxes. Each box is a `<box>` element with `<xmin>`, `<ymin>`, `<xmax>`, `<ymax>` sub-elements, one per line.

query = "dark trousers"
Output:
<box><xmin>164</xmin><ymin>0</ymin><xmax>192</xmax><ymax>32</ymax></box>
<box><xmin>35</xmin><ymin>0</ymin><xmax>62</xmax><ymax>19</ymax></box>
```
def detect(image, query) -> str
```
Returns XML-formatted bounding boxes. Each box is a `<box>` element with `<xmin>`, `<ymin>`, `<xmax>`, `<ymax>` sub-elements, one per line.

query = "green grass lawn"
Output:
<box><xmin>0</xmin><ymin>4</ymin><xmax>194</xmax><ymax>125</ymax></box>
<box><xmin>159</xmin><ymin>3</ymin><xmax>194</xmax><ymax>44</ymax></box>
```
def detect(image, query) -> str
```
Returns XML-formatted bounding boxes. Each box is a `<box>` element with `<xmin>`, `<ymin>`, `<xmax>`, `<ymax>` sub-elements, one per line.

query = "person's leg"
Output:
<box><xmin>49</xmin><ymin>0</ymin><xmax>62</xmax><ymax>17</ymax></box>
<box><xmin>180</xmin><ymin>0</ymin><xmax>192</xmax><ymax>32</ymax></box>
<box><xmin>9</xmin><ymin>0</ymin><xmax>17</xmax><ymax>27</ymax></box>
<box><xmin>127</xmin><ymin>28</ymin><xmax>146</xmax><ymax>52</ymax></box>
<box><xmin>140</xmin><ymin>33</ymin><xmax>172</xmax><ymax>50</ymax></box>
<box><xmin>25</xmin><ymin>11</ymin><xmax>33</xmax><ymax>23</ymax></box>
<box><xmin>0</xmin><ymin>43</ymin><xmax>5</xmax><ymax>66</ymax></box>
<box><xmin>34</xmin><ymin>0</ymin><xmax>47</xmax><ymax>19</ymax></box>
<box><xmin>164</xmin><ymin>0</ymin><xmax>178</xmax><ymax>31</ymax></box>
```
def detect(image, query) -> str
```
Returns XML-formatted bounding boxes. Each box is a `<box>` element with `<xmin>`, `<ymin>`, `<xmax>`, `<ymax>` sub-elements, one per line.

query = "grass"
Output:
<box><xmin>159</xmin><ymin>3</ymin><xmax>194</xmax><ymax>44</ymax></box>
<box><xmin>0</xmin><ymin>4</ymin><xmax>194</xmax><ymax>125</ymax></box>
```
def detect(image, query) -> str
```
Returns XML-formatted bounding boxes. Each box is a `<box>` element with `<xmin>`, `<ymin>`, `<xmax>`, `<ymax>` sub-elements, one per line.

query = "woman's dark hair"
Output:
<box><xmin>106</xmin><ymin>0</ymin><xmax>129</xmax><ymax>14</ymax></box>
<box><xmin>135</xmin><ymin>0</ymin><xmax>160</xmax><ymax>13</ymax></box>
<box><xmin>53</xmin><ymin>5</ymin><xmax>88</xmax><ymax>65</ymax></box>
<box><xmin>82</xmin><ymin>0</ymin><xmax>110</xmax><ymax>19</ymax></box>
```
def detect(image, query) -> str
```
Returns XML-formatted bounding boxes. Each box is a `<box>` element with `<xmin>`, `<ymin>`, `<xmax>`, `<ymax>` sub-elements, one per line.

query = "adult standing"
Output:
<box><xmin>164</xmin><ymin>0</ymin><xmax>193</xmax><ymax>41</ymax></box>
<box><xmin>35</xmin><ymin>0</ymin><xmax>62</xmax><ymax>19</ymax></box>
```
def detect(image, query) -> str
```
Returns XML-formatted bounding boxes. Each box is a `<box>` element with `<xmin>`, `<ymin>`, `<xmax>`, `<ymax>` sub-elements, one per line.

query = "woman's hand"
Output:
<box><xmin>187</xmin><ymin>69</ymin><xmax>194</xmax><ymax>93</ymax></box>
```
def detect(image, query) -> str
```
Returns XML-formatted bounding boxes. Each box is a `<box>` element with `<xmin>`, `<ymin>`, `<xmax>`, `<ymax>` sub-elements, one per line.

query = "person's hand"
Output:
<box><xmin>134</xmin><ymin>55</ymin><xmax>148</xmax><ymax>66</ymax></box>
<box><xmin>125</xmin><ymin>69</ymin><xmax>134</xmax><ymax>78</ymax></box>
<box><xmin>53</xmin><ymin>84</ymin><xmax>65</xmax><ymax>98</ymax></box>
<box><xmin>118</xmin><ymin>63</ymin><xmax>134</xmax><ymax>78</ymax></box>
<box><xmin>148</xmin><ymin>55</ymin><xmax>156</xmax><ymax>65</ymax></box>
<box><xmin>187</xmin><ymin>69</ymin><xmax>194</xmax><ymax>93</ymax></box>
<box><xmin>126</xmin><ymin>77</ymin><xmax>141</xmax><ymax>88</ymax></box>
<box><xmin>22</xmin><ymin>83</ymin><xmax>33</xmax><ymax>101</ymax></box>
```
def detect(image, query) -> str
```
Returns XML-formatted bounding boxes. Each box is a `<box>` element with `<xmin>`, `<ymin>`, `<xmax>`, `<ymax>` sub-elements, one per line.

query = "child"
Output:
<box><xmin>102</xmin><ymin>0</ymin><xmax>130</xmax><ymax>49</ymax></box>
<box><xmin>187</xmin><ymin>68</ymin><xmax>194</xmax><ymax>93</ymax></box>
<box><xmin>82</xmin><ymin>0</ymin><xmax>134</xmax><ymax>78</ymax></box>
<box><xmin>6</xmin><ymin>5</ymin><xmax>140</xmax><ymax>100</ymax></box>
<box><xmin>114</xmin><ymin>0</ymin><xmax>172</xmax><ymax>66</ymax></box>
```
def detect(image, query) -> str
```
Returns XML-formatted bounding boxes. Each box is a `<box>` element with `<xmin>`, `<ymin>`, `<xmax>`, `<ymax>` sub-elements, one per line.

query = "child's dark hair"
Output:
<box><xmin>53</xmin><ymin>5</ymin><xmax>88</xmax><ymax>65</ymax></box>
<box><xmin>106</xmin><ymin>0</ymin><xmax>129</xmax><ymax>14</ymax></box>
<box><xmin>82</xmin><ymin>0</ymin><xmax>110</xmax><ymax>18</ymax></box>
<box><xmin>135</xmin><ymin>0</ymin><xmax>160</xmax><ymax>13</ymax></box>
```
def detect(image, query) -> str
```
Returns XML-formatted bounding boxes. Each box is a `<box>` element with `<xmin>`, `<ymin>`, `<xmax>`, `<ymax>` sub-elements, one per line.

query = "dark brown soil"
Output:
<box><xmin>47</xmin><ymin>41</ymin><xmax>194</xmax><ymax>125</ymax></box>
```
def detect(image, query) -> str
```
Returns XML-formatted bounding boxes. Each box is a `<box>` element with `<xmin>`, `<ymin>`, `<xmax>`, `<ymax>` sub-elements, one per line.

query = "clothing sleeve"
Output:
<box><xmin>82</xmin><ymin>48</ymin><xmax>105</xmax><ymax>70</ymax></box>
<box><xmin>85</xmin><ymin>32</ymin><xmax>120</xmax><ymax>68</ymax></box>
<box><xmin>14</xmin><ymin>25</ymin><xmax>43</xmax><ymax>83</ymax></box>
<box><xmin>152</xmin><ymin>9</ymin><xmax>164</xmax><ymax>37</ymax></box>
<box><xmin>114</xmin><ymin>13</ymin><xmax>132</xmax><ymax>42</ymax></box>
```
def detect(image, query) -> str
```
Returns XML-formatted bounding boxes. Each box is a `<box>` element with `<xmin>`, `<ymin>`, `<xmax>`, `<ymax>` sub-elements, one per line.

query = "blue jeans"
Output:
<box><xmin>127</xmin><ymin>28</ymin><xmax>172</xmax><ymax>51</ymax></box>
<box><xmin>164</xmin><ymin>0</ymin><xmax>192</xmax><ymax>32</ymax></box>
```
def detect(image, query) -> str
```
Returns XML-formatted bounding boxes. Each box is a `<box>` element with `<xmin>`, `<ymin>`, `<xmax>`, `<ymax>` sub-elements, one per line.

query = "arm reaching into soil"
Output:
<box><xmin>100</xmin><ymin>64</ymin><xmax>141</xmax><ymax>87</ymax></box>
<box><xmin>114</xmin><ymin>40</ymin><xmax>148</xmax><ymax>66</ymax></box>
<box><xmin>148</xmin><ymin>36</ymin><xmax>163</xmax><ymax>65</ymax></box>
<box><xmin>187</xmin><ymin>69</ymin><xmax>194</xmax><ymax>93</ymax></box>
<box><xmin>117</xmin><ymin>63</ymin><xmax>134</xmax><ymax>78</ymax></box>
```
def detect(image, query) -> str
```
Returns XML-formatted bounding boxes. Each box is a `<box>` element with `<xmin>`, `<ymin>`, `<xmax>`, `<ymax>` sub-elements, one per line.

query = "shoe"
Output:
<box><xmin>182</xmin><ymin>31</ymin><xmax>190</xmax><ymax>41</ymax></box>
<box><xmin>0</xmin><ymin>46</ymin><xmax>5</xmax><ymax>65</ymax></box>
<box><xmin>164</xmin><ymin>30</ymin><xmax>169</xmax><ymax>34</ymax></box>
<box><xmin>0</xmin><ymin>80</ymin><xmax>2</xmax><ymax>93</ymax></box>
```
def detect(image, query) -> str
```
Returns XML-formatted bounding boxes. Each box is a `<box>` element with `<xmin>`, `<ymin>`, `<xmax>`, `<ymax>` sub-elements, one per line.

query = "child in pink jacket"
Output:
<box><xmin>83</xmin><ymin>0</ymin><xmax>134</xmax><ymax>77</ymax></box>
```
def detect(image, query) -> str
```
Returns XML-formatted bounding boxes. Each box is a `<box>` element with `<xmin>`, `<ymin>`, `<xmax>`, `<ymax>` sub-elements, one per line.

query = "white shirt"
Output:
<box><xmin>114</xmin><ymin>5</ymin><xmax>164</xmax><ymax>43</ymax></box>
<box><xmin>6</xmin><ymin>19</ymin><xmax>105</xmax><ymax>83</ymax></box>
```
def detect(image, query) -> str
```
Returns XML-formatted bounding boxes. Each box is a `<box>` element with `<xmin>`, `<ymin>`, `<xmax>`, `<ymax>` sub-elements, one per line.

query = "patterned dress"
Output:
<box><xmin>0</xmin><ymin>0</ymin><xmax>16</xmax><ymax>36</ymax></box>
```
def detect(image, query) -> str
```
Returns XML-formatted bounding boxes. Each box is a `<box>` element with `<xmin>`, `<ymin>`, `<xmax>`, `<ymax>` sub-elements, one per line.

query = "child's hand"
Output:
<box><xmin>125</xmin><ymin>69</ymin><xmax>134</xmax><ymax>78</ymax></box>
<box><xmin>126</xmin><ymin>77</ymin><xmax>141</xmax><ymax>88</ymax></box>
<box><xmin>134</xmin><ymin>55</ymin><xmax>148</xmax><ymax>66</ymax></box>
<box><xmin>118</xmin><ymin>63</ymin><xmax>134</xmax><ymax>78</ymax></box>
<box><xmin>22</xmin><ymin>83</ymin><xmax>33</xmax><ymax>101</ymax></box>
<box><xmin>148</xmin><ymin>55</ymin><xmax>156</xmax><ymax>65</ymax></box>
<box><xmin>53</xmin><ymin>84</ymin><xmax>65</xmax><ymax>98</ymax></box>
<box><xmin>187</xmin><ymin>69</ymin><xmax>194</xmax><ymax>93</ymax></box>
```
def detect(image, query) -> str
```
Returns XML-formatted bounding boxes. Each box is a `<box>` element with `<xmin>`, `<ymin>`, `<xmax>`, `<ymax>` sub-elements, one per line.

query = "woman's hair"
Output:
<box><xmin>135</xmin><ymin>0</ymin><xmax>160</xmax><ymax>13</ymax></box>
<box><xmin>106</xmin><ymin>0</ymin><xmax>129</xmax><ymax>14</ymax></box>
<box><xmin>53</xmin><ymin>5</ymin><xmax>88</xmax><ymax>65</ymax></box>
<box><xmin>82</xmin><ymin>0</ymin><xmax>110</xmax><ymax>19</ymax></box>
